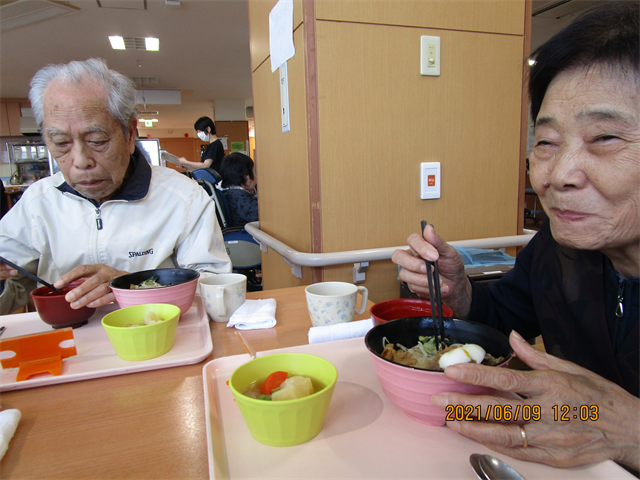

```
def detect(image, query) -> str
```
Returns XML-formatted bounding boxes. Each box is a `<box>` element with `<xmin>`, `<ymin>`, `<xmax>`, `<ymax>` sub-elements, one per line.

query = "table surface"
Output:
<box><xmin>0</xmin><ymin>286</ymin><xmax>373</xmax><ymax>480</ymax></box>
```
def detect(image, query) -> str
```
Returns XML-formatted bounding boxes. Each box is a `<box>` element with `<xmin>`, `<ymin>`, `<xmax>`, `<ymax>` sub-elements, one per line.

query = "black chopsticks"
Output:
<box><xmin>0</xmin><ymin>255</ymin><xmax>63</xmax><ymax>293</ymax></box>
<box><xmin>421</xmin><ymin>221</ymin><xmax>445</xmax><ymax>351</ymax></box>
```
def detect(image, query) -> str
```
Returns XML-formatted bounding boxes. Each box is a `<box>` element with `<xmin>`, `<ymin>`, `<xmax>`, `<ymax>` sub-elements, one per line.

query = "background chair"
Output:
<box><xmin>193</xmin><ymin>168</ymin><xmax>262</xmax><ymax>291</ymax></box>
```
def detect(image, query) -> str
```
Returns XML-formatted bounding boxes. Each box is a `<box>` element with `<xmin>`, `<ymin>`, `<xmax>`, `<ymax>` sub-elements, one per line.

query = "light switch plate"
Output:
<box><xmin>420</xmin><ymin>36</ymin><xmax>440</xmax><ymax>76</ymax></box>
<box><xmin>421</xmin><ymin>162</ymin><xmax>441</xmax><ymax>199</ymax></box>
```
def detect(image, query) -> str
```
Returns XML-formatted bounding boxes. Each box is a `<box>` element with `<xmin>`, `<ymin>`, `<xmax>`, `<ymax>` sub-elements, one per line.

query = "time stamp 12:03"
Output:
<box><xmin>445</xmin><ymin>404</ymin><xmax>600</xmax><ymax>422</ymax></box>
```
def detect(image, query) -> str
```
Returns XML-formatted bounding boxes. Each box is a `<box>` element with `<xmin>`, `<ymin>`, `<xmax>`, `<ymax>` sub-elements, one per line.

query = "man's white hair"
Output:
<box><xmin>29</xmin><ymin>58</ymin><xmax>137</xmax><ymax>134</ymax></box>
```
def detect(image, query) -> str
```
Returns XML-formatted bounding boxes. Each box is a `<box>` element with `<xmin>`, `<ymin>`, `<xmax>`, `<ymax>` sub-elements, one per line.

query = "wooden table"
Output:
<box><xmin>0</xmin><ymin>286</ymin><xmax>373</xmax><ymax>479</ymax></box>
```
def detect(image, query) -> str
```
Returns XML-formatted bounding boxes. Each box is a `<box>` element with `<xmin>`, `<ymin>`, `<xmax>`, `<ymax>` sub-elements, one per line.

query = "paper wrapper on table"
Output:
<box><xmin>0</xmin><ymin>409</ymin><xmax>21</xmax><ymax>460</ymax></box>
<box><xmin>308</xmin><ymin>318</ymin><xmax>374</xmax><ymax>344</ymax></box>
<box><xmin>226</xmin><ymin>299</ymin><xmax>277</xmax><ymax>330</ymax></box>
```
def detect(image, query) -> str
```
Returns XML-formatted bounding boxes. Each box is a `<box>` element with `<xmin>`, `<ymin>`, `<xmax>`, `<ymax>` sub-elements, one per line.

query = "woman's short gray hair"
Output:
<box><xmin>29</xmin><ymin>58</ymin><xmax>137</xmax><ymax>134</ymax></box>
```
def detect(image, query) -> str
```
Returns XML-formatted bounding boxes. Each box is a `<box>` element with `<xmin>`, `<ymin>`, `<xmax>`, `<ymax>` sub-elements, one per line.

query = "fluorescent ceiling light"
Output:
<box><xmin>145</xmin><ymin>37</ymin><xmax>159</xmax><ymax>51</ymax></box>
<box><xmin>528</xmin><ymin>58</ymin><xmax>537</xmax><ymax>66</ymax></box>
<box><xmin>109</xmin><ymin>35</ymin><xmax>126</xmax><ymax>50</ymax></box>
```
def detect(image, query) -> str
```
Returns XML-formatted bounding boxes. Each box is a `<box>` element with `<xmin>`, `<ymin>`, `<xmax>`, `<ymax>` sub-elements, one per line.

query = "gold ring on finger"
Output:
<box><xmin>519</xmin><ymin>424</ymin><xmax>528</xmax><ymax>448</ymax></box>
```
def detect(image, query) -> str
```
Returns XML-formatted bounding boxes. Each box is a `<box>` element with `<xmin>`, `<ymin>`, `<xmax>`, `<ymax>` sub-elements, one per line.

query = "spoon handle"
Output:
<box><xmin>0</xmin><ymin>255</ymin><xmax>63</xmax><ymax>293</ymax></box>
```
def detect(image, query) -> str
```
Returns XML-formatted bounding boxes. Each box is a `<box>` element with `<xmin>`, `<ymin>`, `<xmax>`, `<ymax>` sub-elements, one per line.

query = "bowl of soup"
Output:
<box><xmin>364</xmin><ymin>317</ymin><xmax>513</xmax><ymax>426</ymax></box>
<box><xmin>101</xmin><ymin>303</ymin><xmax>181</xmax><ymax>361</ymax></box>
<box><xmin>30</xmin><ymin>280</ymin><xmax>97</xmax><ymax>329</ymax></box>
<box><xmin>228</xmin><ymin>353</ymin><xmax>338</xmax><ymax>446</ymax></box>
<box><xmin>110</xmin><ymin>268</ymin><xmax>199</xmax><ymax>316</ymax></box>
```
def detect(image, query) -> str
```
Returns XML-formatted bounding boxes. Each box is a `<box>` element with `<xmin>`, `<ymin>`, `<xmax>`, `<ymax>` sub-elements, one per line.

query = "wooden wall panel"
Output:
<box><xmin>248</xmin><ymin>0</ymin><xmax>304</xmax><ymax>73</ymax></box>
<box><xmin>317</xmin><ymin>21</ymin><xmax>523</xmax><ymax>255</ymax></box>
<box><xmin>316</xmin><ymin>0</ymin><xmax>525</xmax><ymax>35</ymax></box>
<box><xmin>251</xmin><ymin>27</ymin><xmax>313</xmax><ymax>291</ymax></box>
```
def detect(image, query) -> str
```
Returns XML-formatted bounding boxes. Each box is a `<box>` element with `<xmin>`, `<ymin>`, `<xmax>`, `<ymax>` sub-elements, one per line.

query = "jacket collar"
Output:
<box><xmin>56</xmin><ymin>147</ymin><xmax>152</xmax><ymax>206</ymax></box>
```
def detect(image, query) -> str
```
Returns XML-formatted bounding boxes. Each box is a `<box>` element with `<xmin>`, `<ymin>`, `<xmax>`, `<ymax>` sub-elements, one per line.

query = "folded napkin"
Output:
<box><xmin>0</xmin><ymin>409</ymin><xmax>21</xmax><ymax>460</ymax></box>
<box><xmin>227</xmin><ymin>299</ymin><xmax>277</xmax><ymax>330</ymax></box>
<box><xmin>308</xmin><ymin>318</ymin><xmax>375</xmax><ymax>344</ymax></box>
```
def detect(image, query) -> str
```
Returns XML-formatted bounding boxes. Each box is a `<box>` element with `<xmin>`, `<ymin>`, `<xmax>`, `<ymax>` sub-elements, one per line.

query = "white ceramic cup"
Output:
<box><xmin>305</xmin><ymin>282</ymin><xmax>369</xmax><ymax>327</ymax></box>
<box><xmin>200</xmin><ymin>274</ymin><xmax>247</xmax><ymax>323</ymax></box>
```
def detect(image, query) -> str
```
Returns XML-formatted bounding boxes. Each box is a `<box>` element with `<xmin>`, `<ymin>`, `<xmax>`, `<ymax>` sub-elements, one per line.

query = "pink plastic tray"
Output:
<box><xmin>0</xmin><ymin>297</ymin><xmax>212</xmax><ymax>391</ymax></box>
<box><xmin>202</xmin><ymin>337</ymin><xmax>634</xmax><ymax>480</ymax></box>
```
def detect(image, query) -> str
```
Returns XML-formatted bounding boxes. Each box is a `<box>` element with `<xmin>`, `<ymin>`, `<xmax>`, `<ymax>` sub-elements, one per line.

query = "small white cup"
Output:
<box><xmin>200</xmin><ymin>274</ymin><xmax>247</xmax><ymax>322</ymax></box>
<box><xmin>305</xmin><ymin>281</ymin><xmax>369</xmax><ymax>327</ymax></box>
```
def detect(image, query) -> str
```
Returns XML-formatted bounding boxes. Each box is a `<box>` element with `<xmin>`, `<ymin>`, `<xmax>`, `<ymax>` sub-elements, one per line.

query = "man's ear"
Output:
<box><xmin>128</xmin><ymin>118</ymin><xmax>138</xmax><ymax>154</ymax></box>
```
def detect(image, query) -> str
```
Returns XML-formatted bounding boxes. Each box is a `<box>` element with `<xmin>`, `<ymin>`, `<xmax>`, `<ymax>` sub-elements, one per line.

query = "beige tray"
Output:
<box><xmin>0</xmin><ymin>296</ymin><xmax>212</xmax><ymax>391</ymax></box>
<box><xmin>202</xmin><ymin>337</ymin><xmax>634</xmax><ymax>480</ymax></box>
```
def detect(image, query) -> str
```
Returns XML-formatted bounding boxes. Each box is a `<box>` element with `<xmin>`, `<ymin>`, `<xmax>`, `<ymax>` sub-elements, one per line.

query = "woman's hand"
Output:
<box><xmin>0</xmin><ymin>262</ymin><xmax>17</xmax><ymax>282</ymax></box>
<box><xmin>54</xmin><ymin>264</ymin><xmax>129</xmax><ymax>309</ymax></box>
<box><xmin>431</xmin><ymin>330</ymin><xmax>640</xmax><ymax>470</ymax></box>
<box><xmin>391</xmin><ymin>224</ymin><xmax>472</xmax><ymax>318</ymax></box>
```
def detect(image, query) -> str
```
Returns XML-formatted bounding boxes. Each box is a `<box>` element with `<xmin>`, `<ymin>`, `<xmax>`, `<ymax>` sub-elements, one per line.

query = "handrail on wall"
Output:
<box><xmin>244</xmin><ymin>222</ymin><xmax>535</xmax><ymax>283</ymax></box>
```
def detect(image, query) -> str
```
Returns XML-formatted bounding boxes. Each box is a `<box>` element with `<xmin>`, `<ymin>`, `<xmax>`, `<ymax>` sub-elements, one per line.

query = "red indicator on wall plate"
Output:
<box><xmin>428</xmin><ymin>175</ymin><xmax>436</xmax><ymax>187</ymax></box>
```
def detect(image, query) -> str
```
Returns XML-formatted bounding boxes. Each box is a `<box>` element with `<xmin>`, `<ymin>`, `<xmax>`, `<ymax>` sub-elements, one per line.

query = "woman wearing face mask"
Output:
<box><xmin>178</xmin><ymin>116</ymin><xmax>225</xmax><ymax>173</ymax></box>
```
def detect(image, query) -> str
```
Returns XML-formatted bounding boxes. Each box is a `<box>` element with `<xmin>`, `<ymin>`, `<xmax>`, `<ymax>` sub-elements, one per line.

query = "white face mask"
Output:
<box><xmin>197</xmin><ymin>131</ymin><xmax>209</xmax><ymax>142</ymax></box>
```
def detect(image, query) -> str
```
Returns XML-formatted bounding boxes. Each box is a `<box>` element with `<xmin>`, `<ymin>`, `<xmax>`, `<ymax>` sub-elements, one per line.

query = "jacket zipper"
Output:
<box><xmin>615</xmin><ymin>275</ymin><xmax>624</xmax><ymax>318</ymax></box>
<box><xmin>95</xmin><ymin>207</ymin><xmax>103</xmax><ymax>230</ymax></box>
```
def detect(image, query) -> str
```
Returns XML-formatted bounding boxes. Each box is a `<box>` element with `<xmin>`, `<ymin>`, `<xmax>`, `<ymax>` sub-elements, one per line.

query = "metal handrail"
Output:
<box><xmin>244</xmin><ymin>222</ymin><xmax>535</xmax><ymax>281</ymax></box>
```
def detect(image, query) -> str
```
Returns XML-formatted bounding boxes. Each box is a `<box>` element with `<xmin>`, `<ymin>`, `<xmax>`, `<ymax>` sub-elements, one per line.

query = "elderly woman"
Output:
<box><xmin>392</xmin><ymin>2</ymin><xmax>639</xmax><ymax>472</ymax></box>
<box><xmin>219</xmin><ymin>152</ymin><xmax>258</xmax><ymax>226</ymax></box>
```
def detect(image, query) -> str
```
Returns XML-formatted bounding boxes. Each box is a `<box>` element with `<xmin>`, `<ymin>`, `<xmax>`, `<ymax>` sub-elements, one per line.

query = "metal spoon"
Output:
<box><xmin>470</xmin><ymin>454</ymin><xmax>526</xmax><ymax>480</ymax></box>
<box><xmin>0</xmin><ymin>255</ymin><xmax>63</xmax><ymax>293</ymax></box>
<box><xmin>470</xmin><ymin>454</ymin><xmax>490</xmax><ymax>480</ymax></box>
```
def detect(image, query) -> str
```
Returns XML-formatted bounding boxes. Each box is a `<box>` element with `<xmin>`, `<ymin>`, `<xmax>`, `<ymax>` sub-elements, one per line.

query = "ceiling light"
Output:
<box><xmin>528</xmin><ymin>58</ymin><xmax>537</xmax><ymax>67</ymax></box>
<box><xmin>109</xmin><ymin>36</ymin><xmax>126</xmax><ymax>50</ymax></box>
<box><xmin>145</xmin><ymin>37</ymin><xmax>159</xmax><ymax>51</ymax></box>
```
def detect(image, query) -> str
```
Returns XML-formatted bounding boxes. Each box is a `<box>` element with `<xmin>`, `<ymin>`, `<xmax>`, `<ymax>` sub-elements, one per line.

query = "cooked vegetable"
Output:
<box><xmin>271</xmin><ymin>376</ymin><xmax>314</xmax><ymax>401</ymax></box>
<box><xmin>259</xmin><ymin>371</ymin><xmax>289</xmax><ymax>395</ymax></box>
<box><xmin>130</xmin><ymin>275</ymin><xmax>171</xmax><ymax>290</ymax></box>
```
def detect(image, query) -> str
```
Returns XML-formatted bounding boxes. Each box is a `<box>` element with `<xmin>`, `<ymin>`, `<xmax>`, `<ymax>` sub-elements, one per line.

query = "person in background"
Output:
<box><xmin>392</xmin><ymin>2</ymin><xmax>638</xmax><ymax>472</ymax></box>
<box><xmin>219</xmin><ymin>152</ymin><xmax>258</xmax><ymax>227</ymax></box>
<box><xmin>0</xmin><ymin>58</ymin><xmax>231</xmax><ymax>315</ymax></box>
<box><xmin>178</xmin><ymin>116</ymin><xmax>225</xmax><ymax>173</ymax></box>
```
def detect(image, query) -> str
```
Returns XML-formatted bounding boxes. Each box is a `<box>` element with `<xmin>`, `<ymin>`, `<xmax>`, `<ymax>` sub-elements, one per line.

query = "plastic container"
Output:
<box><xmin>110</xmin><ymin>268</ymin><xmax>199</xmax><ymax>316</ymax></box>
<box><xmin>101</xmin><ymin>304</ymin><xmax>181</xmax><ymax>361</ymax></box>
<box><xmin>30</xmin><ymin>280</ymin><xmax>96</xmax><ymax>329</ymax></box>
<box><xmin>228</xmin><ymin>353</ymin><xmax>338</xmax><ymax>446</ymax></box>
<box><xmin>370</xmin><ymin>298</ymin><xmax>453</xmax><ymax>326</ymax></box>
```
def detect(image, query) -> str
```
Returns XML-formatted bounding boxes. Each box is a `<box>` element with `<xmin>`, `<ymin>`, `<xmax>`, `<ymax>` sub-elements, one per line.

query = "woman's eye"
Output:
<box><xmin>594</xmin><ymin>135</ymin><xmax>619</xmax><ymax>142</ymax></box>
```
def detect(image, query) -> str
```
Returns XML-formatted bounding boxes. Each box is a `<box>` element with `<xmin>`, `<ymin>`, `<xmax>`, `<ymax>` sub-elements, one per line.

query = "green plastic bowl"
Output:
<box><xmin>229</xmin><ymin>353</ymin><xmax>338</xmax><ymax>447</ymax></box>
<box><xmin>101</xmin><ymin>304</ymin><xmax>181</xmax><ymax>361</ymax></box>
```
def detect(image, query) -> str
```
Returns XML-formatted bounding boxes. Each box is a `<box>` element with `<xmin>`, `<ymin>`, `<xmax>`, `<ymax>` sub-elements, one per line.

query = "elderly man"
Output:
<box><xmin>0</xmin><ymin>58</ymin><xmax>231</xmax><ymax>315</ymax></box>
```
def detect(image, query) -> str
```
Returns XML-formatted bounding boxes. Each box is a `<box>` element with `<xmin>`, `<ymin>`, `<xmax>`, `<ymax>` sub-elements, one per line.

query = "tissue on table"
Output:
<box><xmin>226</xmin><ymin>299</ymin><xmax>277</xmax><ymax>330</ymax></box>
<box><xmin>308</xmin><ymin>318</ymin><xmax>374</xmax><ymax>344</ymax></box>
<box><xmin>0</xmin><ymin>409</ymin><xmax>21</xmax><ymax>460</ymax></box>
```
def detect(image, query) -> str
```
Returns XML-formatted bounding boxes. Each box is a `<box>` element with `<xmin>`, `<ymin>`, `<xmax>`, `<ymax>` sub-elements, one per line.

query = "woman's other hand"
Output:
<box><xmin>0</xmin><ymin>262</ymin><xmax>17</xmax><ymax>282</ymax></box>
<box><xmin>391</xmin><ymin>224</ymin><xmax>472</xmax><ymax>318</ymax></box>
<box><xmin>54</xmin><ymin>264</ymin><xmax>129</xmax><ymax>309</ymax></box>
<box><xmin>431</xmin><ymin>330</ymin><xmax>640</xmax><ymax>470</ymax></box>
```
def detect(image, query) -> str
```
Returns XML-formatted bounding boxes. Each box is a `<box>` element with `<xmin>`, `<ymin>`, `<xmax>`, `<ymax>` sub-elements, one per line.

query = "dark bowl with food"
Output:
<box><xmin>110</xmin><ymin>268</ymin><xmax>200</xmax><ymax>316</ymax></box>
<box><xmin>370</xmin><ymin>298</ymin><xmax>453</xmax><ymax>326</ymax></box>
<box><xmin>30</xmin><ymin>280</ymin><xmax>97</xmax><ymax>329</ymax></box>
<box><xmin>364</xmin><ymin>317</ymin><xmax>513</xmax><ymax>426</ymax></box>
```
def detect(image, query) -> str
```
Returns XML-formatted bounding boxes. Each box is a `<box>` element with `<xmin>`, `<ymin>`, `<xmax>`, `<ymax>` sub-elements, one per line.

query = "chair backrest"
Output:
<box><xmin>196</xmin><ymin>178</ymin><xmax>228</xmax><ymax>229</ymax></box>
<box><xmin>223</xmin><ymin>227</ymin><xmax>261</xmax><ymax>269</ymax></box>
<box><xmin>192</xmin><ymin>167</ymin><xmax>222</xmax><ymax>184</ymax></box>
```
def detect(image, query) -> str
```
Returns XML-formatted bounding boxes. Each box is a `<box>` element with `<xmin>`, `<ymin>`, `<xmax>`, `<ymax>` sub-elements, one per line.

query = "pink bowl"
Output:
<box><xmin>30</xmin><ymin>280</ymin><xmax>96</xmax><ymax>329</ymax></box>
<box><xmin>370</xmin><ymin>299</ymin><xmax>453</xmax><ymax>326</ymax></box>
<box><xmin>365</xmin><ymin>317</ymin><xmax>512</xmax><ymax>426</ymax></box>
<box><xmin>109</xmin><ymin>269</ymin><xmax>199</xmax><ymax>316</ymax></box>
<box><xmin>368</xmin><ymin>350</ymin><xmax>495</xmax><ymax>426</ymax></box>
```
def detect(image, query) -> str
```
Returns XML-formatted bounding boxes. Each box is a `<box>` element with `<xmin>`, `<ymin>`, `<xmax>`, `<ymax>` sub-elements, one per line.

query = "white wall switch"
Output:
<box><xmin>420</xmin><ymin>36</ymin><xmax>440</xmax><ymax>76</ymax></box>
<box><xmin>421</xmin><ymin>162</ymin><xmax>441</xmax><ymax>199</ymax></box>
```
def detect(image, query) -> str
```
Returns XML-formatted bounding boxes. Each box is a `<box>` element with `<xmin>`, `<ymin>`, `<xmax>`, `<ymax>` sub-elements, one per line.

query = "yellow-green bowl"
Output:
<box><xmin>101</xmin><ymin>304</ymin><xmax>181</xmax><ymax>361</ymax></box>
<box><xmin>229</xmin><ymin>353</ymin><xmax>338</xmax><ymax>447</ymax></box>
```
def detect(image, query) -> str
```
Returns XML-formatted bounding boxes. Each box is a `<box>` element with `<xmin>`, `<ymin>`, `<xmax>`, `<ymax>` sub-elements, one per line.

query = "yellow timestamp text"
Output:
<box><xmin>552</xmin><ymin>405</ymin><xmax>599</xmax><ymax>421</ymax></box>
